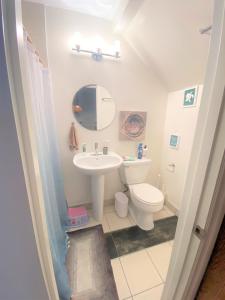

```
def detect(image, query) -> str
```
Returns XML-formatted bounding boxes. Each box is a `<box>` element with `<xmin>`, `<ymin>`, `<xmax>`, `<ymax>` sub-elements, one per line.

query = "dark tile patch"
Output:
<box><xmin>105</xmin><ymin>216</ymin><xmax>178</xmax><ymax>258</ymax></box>
<box><xmin>105</xmin><ymin>233</ymin><xmax>119</xmax><ymax>259</ymax></box>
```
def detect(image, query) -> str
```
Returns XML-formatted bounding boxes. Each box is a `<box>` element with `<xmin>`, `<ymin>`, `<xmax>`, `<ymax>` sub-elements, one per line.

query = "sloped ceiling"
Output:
<box><xmin>24</xmin><ymin>0</ymin><xmax>129</xmax><ymax>21</ymax></box>
<box><xmin>123</xmin><ymin>0</ymin><xmax>214</xmax><ymax>91</ymax></box>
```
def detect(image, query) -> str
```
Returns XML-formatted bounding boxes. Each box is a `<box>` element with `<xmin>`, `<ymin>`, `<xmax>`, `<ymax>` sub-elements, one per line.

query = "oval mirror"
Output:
<box><xmin>72</xmin><ymin>85</ymin><xmax>116</xmax><ymax>131</ymax></box>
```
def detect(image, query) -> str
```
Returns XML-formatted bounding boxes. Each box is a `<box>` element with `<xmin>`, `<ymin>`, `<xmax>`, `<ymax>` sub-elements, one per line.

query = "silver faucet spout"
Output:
<box><xmin>94</xmin><ymin>142</ymin><xmax>99</xmax><ymax>156</ymax></box>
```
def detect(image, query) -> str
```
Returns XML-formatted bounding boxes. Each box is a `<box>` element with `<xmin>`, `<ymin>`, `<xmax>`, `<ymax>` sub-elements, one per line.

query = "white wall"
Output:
<box><xmin>161</xmin><ymin>86</ymin><xmax>203</xmax><ymax>210</ymax></box>
<box><xmin>44</xmin><ymin>7</ymin><xmax>168</xmax><ymax>207</ymax></box>
<box><xmin>0</xmin><ymin>5</ymin><xmax>49</xmax><ymax>298</ymax></box>
<box><xmin>124</xmin><ymin>0</ymin><xmax>213</xmax><ymax>91</ymax></box>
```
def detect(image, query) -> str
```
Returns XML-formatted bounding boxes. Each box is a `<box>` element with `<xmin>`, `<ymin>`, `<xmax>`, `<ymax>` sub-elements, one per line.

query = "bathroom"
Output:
<box><xmin>8</xmin><ymin>0</ymin><xmax>215</xmax><ymax>299</ymax></box>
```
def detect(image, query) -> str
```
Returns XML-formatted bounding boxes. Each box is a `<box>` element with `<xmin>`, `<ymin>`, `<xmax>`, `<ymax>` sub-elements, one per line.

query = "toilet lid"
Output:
<box><xmin>131</xmin><ymin>183</ymin><xmax>164</xmax><ymax>205</ymax></box>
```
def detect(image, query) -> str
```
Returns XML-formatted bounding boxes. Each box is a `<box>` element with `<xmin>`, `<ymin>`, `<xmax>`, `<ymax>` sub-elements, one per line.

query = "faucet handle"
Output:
<box><xmin>82</xmin><ymin>143</ymin><xmax>86</xmax><ymax>152</ymax></box>
<box><xmin>94</xmin><ymin>142</ymin><xmax>98</xmax><ymax>150</ymax></box>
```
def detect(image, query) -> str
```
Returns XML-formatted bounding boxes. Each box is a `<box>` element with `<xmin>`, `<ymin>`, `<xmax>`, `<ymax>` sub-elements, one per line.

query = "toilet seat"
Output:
<box><xmin>130</xmin><ymin>183</ymin><xmax>164</xmax><ymax>205</ymax></box>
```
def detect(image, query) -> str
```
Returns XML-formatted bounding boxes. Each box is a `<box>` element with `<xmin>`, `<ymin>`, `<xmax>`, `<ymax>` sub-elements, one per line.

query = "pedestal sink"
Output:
<box><xmin>73</xmin><ymin>152</ymin><xmax>123</xmax><ymax>221</ymax></box>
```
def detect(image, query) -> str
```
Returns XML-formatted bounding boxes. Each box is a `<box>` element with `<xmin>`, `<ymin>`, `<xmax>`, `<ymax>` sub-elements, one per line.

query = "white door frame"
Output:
<box><xmin>2</xmin><ymin>1</ymin><xmax>59</xmax><ymax>299</ymax></box>
<box><xmin>184</xmin><ymin>149</ymin><xmax>225</xmax><ymax>299</ymax></box>
<box><xmin>162</xmin><ymin>0</ymin><xmax>225</xmax><ymax>299</ymax></box>
<box><xmin>3</xmin><ymin>0</ymin><xmax>225</xmax><ymax>300</ymax></box>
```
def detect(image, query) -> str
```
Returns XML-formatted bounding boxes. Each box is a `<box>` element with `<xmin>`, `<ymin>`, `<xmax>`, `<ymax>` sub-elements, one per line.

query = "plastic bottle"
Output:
<box><xmin>137</xmin><ymin>143</ymin><xmax>143</xmax><ymax>159</ymax></box>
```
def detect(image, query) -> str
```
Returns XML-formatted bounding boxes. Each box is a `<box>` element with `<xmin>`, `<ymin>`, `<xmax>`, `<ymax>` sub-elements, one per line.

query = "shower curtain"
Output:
<box><xmin>23</xmin><ymin>32</ymin><xmax>71</xmax><ymax>300</ymax></box>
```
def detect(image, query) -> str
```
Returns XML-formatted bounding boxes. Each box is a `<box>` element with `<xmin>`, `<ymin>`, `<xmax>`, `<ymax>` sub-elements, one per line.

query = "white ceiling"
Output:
<box><xmin>24</xmin><ymin>0</ymin><xmax>129</xmax><ymax>20</ymax></box>
<box><xmin>123</xmin><ymin>0</ymin><xmax>214</xmax><ymax>90</ymax></box>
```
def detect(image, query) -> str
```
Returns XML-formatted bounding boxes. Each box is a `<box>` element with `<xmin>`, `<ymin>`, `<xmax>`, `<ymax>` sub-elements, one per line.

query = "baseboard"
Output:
<box><xmin>165</xmin><ymin>200</ymin><xmax>179</xmax><ymax>216</ymax></box>
<box><xmin>69</xmin><ymin>198</ymin><xmax>115</xmax><ymax>210</ymax></box>
<box><xmin>104</xmin><ymin>198</ymin><xmax>115</xmax><ymax>206</ymax></box>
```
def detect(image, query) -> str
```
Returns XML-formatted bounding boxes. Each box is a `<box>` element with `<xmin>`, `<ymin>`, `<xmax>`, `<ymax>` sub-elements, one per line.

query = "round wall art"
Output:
<box><xmin>119</xmin><ymin>111</ymin><xmax>147</xmax><ymax>141</ymax></box>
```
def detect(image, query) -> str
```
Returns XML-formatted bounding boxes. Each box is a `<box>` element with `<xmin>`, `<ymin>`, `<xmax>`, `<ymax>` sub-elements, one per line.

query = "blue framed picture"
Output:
<box><xmin>183</xmin><ymin>86</ymin><xmax>198</xmax><ymax>107</ymax></box>
<box><xmin>170</xmin><ymin>134</ymin><xmax>180</xmax><ymax>149</ymax></box>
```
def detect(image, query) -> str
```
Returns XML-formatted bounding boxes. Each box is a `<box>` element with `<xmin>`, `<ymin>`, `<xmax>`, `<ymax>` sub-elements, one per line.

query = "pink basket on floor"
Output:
<box><xmin>67</xmin><ymin>207</ymin><xmax>89</xmax><ymax>228</ymax></box>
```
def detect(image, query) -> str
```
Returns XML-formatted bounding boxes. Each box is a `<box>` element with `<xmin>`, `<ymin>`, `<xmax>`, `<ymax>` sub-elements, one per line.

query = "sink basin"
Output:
<box><xmin>73</xmin><ymin>152</ymin><xmax>122</xmax><ymax>221</ymax></box>
<box><xmin>73</xmin><ymin>152</ymin><xmax>122</xmax><ymax>175</ymax></box>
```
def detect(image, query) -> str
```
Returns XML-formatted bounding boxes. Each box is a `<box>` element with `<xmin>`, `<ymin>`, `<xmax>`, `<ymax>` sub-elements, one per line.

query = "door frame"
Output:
<box><xmin>2</xmin><ymin>0</ymin><xmax>225</xmax><ymax>300</ymax></box>
<box><xmin>2</xmin><ymin>1</ymin><xmax>59</xmax><ymax>299</ymax></box>
<box><xmin>162</xmin><ymin>0</ymin><xmax>225</xmax><ymax>299</ymax></box>
<box><xmin>184</xmin><ymin>149</ymin><xmax>225</xmax><ymax>299</ymax></box>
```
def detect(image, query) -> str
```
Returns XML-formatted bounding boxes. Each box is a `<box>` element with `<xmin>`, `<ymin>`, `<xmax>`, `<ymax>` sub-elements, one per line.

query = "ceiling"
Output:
<box><xmin>24</xmin><ymin>0</ymin><xmax>129</xmax><ymax>20</ymax></box>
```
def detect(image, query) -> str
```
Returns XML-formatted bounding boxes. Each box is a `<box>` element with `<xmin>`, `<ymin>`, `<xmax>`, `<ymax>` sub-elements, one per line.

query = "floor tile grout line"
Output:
<box><xmin>131</xmin><ymin>283</ymin><xmax>164</xmax><ymax>298</ymax></box>
<box><xmin>107</xmin><ymin>223</ymin><xmax>135</xmax><ymax>234</ymax></box>
<box><xmin>103</xmin><ymin>213</ymin><xmax>112</xmax><ymax>232</ymax></box>
<box><xmin>118</xmin><ymin>257</ymin><xmax>133</xmax><ymax>299</ymax></box>
<box><xmin>103</xmin><ymin>204</ymin><xmax>115</xmax><ymax>214</ymax></box>
<box><xmin>118</xmin><ymin>251</ymin><xmax>164</xmax><ymax>297</ymax></box>
<box><xmin>145</xmin><ymin>248</ymin><xmax>165</xmax><ymax>283</ymax></box>
<box><xmin>118</xmin><ymin>246</ymin><xmax>149</xmax><ymax>259</ymax></box>
<box><xmin>102</xmin><ymin>213</ymin><xmax>111</xmax><ymax>233</ymax></box>
<box><xmin>104</xmin><ymin>211</ymin><xmax>133</xmax><ymax>232</ymax></box>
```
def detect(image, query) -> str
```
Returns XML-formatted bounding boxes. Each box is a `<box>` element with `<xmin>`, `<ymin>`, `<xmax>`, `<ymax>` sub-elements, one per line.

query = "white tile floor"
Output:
<box><xmin>147</xmin><ymin>243</ymin><xmax>172</xmax><ymax>281</ymax></box>
<box><xmin>111</xmin><ymin>241</ymin><xmax>173</xmax><ymax>300</ymax></box>
<box><xmin>102</xmin><ymin>204</ymin><xmax>174</xmax><ymax>233</ymax></box>
<box><xmin>120</xmin><ymin>250</ymin><xmax>162</xmax><ymax>295</ymax></box>
<box><xmin>67</xmin><ymin>204</ymin><xmax>174</xmax><ymax>234</ymax></box>
<box><xmin>132</xmin><ymin>284</ymin><xmax>164</xmax><ymax>300</ymax></box>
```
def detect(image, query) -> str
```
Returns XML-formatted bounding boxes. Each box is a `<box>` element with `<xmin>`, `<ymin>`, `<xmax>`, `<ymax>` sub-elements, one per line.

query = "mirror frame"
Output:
<box><xmin>72</xmin><ymin>84</ymin><xmax>116</xmax><ymax>131</ymax></box>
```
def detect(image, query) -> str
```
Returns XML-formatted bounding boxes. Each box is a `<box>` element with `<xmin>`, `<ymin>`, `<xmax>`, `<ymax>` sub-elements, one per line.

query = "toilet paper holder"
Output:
<box><xmin>167</xmin><ymin>163</ymin><xmax>176</xmax><ymax>172</ymax></box>
<box><xmin>168</xmin><ymin>163</ymin><xmax>175</xmax><ymax>167</ymax></box>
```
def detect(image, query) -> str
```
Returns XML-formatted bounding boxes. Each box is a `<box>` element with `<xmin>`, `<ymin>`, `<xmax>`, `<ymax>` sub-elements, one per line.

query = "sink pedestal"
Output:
<box><xmin>91</xmin><ymin>175</ymin><xmax>104</xmax><ymax>221</ymax></box>
<box><xmin>73</xmin><ymin>152</ymin><xmax>122</xmax><ymax>221</ymax></box>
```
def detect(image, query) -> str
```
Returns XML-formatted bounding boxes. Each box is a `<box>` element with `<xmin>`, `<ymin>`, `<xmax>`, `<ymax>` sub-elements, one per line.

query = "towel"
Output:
<box><xmin>69</xmin><ymin>122</ymin><xmax>79</xmax><ymax>151</ymax></box>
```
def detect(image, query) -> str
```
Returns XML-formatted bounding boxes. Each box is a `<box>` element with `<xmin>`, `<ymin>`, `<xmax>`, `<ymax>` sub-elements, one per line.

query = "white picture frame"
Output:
<box><xmin>169</xmin><ymin>134</ymin><xmax>180</xmax><ymax>149</ymax></box>
<box><xmin>183</xmin><ymin>86</ymin><xmax>198</xmax><ymax>108</ymax></box>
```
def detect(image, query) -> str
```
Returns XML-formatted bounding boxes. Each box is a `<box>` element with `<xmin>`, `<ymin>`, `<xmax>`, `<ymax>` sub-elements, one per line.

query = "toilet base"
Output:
<box><xmin>129</xmin><ymin>202</ymin><xmax>154</xmax><ymax>231</ymax></box>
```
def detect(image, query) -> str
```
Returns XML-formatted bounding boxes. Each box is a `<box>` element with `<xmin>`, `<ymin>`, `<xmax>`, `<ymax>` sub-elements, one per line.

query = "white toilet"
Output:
<box><xmin>120</xmin><ymin>158</ymin><xmax>164</xmax><ymax>231</ymax></box>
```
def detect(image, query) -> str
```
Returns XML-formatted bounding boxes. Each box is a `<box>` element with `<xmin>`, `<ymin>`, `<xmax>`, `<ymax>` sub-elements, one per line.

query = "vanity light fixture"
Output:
<box><xmin>72</xmin><ymin>32</ymin><xmax>121</xmax><ymax>61</ymax></box>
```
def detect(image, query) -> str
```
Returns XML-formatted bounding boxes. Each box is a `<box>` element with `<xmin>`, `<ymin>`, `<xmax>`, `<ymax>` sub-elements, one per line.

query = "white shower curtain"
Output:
<box><xmin>23</xmin><ymin>32</ymin><xmax>71</xmax><ymax>300</ymax></box>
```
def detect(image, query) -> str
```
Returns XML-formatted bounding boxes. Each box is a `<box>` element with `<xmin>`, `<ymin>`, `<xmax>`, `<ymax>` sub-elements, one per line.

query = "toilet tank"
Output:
<box><xmin>119</xmin><ymin>158</ymin><xmax>151</xmax><ymax>185</ymax></box>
